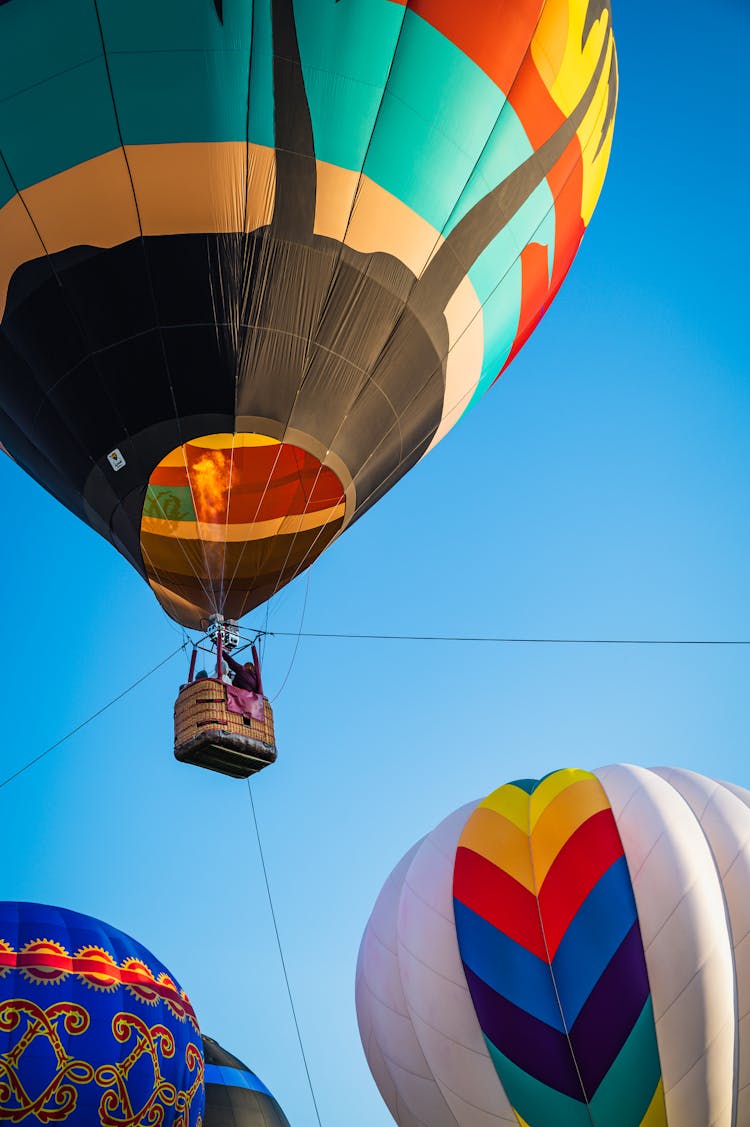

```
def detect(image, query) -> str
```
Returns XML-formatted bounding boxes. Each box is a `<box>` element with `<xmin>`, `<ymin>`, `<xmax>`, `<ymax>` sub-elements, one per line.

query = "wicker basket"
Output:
<box><xmin>174</xmin><ymin>678</ymin><xmax>276</xmax><ymax>779</ymax></box>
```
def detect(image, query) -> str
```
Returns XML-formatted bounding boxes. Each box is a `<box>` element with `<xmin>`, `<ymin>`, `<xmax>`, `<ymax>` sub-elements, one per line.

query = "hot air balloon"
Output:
<box><xmin>0</xmin><ymin>0</ymin><xmax>617</xmax><ymax>632</ymax></box>
<box><xmin>356</xmin><ymin>766</ymin><xmax>750</xmax><ymax>1127</ymax></box>
<box><xmin>202</xmin><ymin>1035</ymin><xmax>291</xmax><ymax>1126</ymax></box>
<box><xmin>0</xmin><ymin>901</ymin><xmax>204</xmax><ymax>1124</ymax></box>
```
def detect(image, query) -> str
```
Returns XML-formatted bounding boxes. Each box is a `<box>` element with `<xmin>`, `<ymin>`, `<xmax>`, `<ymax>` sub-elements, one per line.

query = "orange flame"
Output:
<box><xmin>190</xmin><ymin>449</ymin><xmax>230</xmax><ymax>524</ymax></box>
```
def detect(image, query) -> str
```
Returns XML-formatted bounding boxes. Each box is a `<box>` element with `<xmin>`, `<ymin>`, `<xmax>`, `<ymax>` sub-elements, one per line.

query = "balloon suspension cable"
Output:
<box><xmin>271</xmin><ymin>568</ymin><xmax>312</xmax><ymax>703</ymax></box>
<box><xmin>246</xmin><ymin>781</ymin><xmax>324</xmax><ymax>1127</ymax></box>
<box><xmin>228</xmin><ymin>626</ymin><xmax>270</xmax><ymax>668</ymax></box>
<box><xmin>231</xmin><ymin>627</ymin><xmax>750</xmax><ymax>648</ymax></box>
<box><xmin>251</xmin><ymin>642</ymin><xmax>263</xmax><ymax>696</ymax></box>
<box><xmin>185</xmin><ymin>626</ymin><xmax>264</xmax><ymax>667</ymax></box>
<box><xmin>0</xmin><ymin>643</ymin><xmax>189</xmax><ymax>794</ymax></box>
<box><xmin>236</xmin><ymin>625</ymin><xmax>269</xmax><ymax>646</ymax></box>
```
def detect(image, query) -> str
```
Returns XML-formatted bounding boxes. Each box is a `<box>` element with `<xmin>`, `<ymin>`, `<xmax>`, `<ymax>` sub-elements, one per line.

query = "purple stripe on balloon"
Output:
<box><xmin>462</xmin><ymin>962</ymin><xmax>585</xmax><ymax>1101</ymax></box>
<box><xmin>569</xmin><ymin>920</ymin><xmax>651</xmax><ymax>1095</ymax></box>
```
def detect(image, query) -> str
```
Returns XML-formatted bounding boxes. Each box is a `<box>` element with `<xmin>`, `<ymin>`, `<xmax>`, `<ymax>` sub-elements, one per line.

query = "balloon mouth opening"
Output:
<box><xmin>140</xmin><ymin>432</ymin><xmax>346</xmax><ymax>629</ymax></box>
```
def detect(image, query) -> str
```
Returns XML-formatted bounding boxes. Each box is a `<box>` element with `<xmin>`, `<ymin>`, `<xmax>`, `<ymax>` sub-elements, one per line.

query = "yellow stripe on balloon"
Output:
<box><xmin>550</xmin><ymin>0</ymin><xmax>610</xmax><ymax>112</ymax></box>
<box><xmin>187</xmin><ymin>433</ymin><xmax>281</xmax><ymax>450</ymax></box>
<box><xmin>532</xmin><ymin>0</ymin><xmax>616</xmax><ymax>232</ymax></box>
<box><xmin>580</xmin><ymin>51</ymin><xmax>617</xmax><ymax>224</ymax></box>
<box><xmin>639</xmin><ymin>1080</ymin><xmax>668</xmax><ymax>1127</ymax></box>
<box><xmin>151</xmin><ymin>433</ymin><xmax>281</xmax><ymax>469</ymax></box>
<box><xmin>467</xmin><ymin>772</ymin><xmax>612</xmax><ymax>889</ymax></box>
<box><xmin>479</xmin><ymin>784</ymin><xmax>532</xmax><ymax>834</ymax></box>
<box><xmin>527</xmin><ymin>768</ymin><xmax>594</xmax><ymax>828</ymax></box>
<box><xmin>531</xmin><ymin>0</ymin><xmax>569</xmax><ymax>89</ymax></box>
<box><xmin>141</xmin><ymin>502</ymin><xmax>346</xmax><ymax>543</ymax></box>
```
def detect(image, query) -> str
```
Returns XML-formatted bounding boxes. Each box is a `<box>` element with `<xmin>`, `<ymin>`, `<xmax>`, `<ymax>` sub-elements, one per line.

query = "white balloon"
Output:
<box><xmin>356</xmin><ymin>766</ymin><xmax>750</xmax><ymax>1127</ymax></box>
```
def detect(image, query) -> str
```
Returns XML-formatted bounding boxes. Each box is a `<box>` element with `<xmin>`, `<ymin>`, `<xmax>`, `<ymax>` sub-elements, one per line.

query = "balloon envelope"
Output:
<box><xmin>202</xmin><ymin>1035</ymin><xmax>291</xmax><ymax>1126</ymax></box>
<box><xmin>356</xmin><ymin>766</ymin><xmax>750</xmax><ymax>1127</ymax></box>
<box><xmin>0</xmin><ymin>0</ymin><xmax>616</xmax><ymax>627</ymax></box>
<box><xmin>0</xmin><ymin>901</ymin><xmax>203</xmax><ymax>1124</ymax></box>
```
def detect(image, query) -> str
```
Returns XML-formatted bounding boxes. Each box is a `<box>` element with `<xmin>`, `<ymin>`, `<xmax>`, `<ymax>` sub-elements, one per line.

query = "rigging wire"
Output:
<box><xmin>269</xmin><ymin>569</ymin><xmax>312</xmax><ymax>703</ymax></box>
<box><xmin>233</xmin><ymin>629</ymin><xmax>750</xmax><ymax>647</ymax></box>
<box><xmin>0</xmin><ymin>643</ymin><xmax>189</xmax><ymax>794</ymax></box>
<box><xmin>261</xmin><ymin>599</ymin><xmax>271</xmax><ymax>664</ymax></box>
<box><xmin>245</xmin><ymin>780</ymin><xmax>324</xmax><ymax>1127</ymax></box>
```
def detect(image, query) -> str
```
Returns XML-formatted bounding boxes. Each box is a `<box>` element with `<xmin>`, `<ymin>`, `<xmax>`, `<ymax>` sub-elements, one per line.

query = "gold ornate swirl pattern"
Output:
<box><xmin>95</xmin><ymin>1015</ymin><xmax>182</xmax><ymax>1126</ymax></box>
<box><xmin>0</xmin><ymin>928</ymin><xmax>203</xmax><ymax>1123</ymax></box>
<box><xmin>0</xmin><ymin>1002</ymin><xmax>203</xmax><ymax>1124</ymax></box>
<box><xmin>173</xmin><ymin>1043</ymin><xmax>204</xmax><ymax>1127</ymax></box>
<box><xmin>0</xmin><ymin>1000</ymin><xmax>93</xmax><ymax>1122</ymax></box>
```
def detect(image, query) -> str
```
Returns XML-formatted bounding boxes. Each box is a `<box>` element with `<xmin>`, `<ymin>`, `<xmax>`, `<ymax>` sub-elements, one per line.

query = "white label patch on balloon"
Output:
<box><xmin>107</xmin><ymin>448</ymin><xmax>126</xmax><ymax>471</ymax></box>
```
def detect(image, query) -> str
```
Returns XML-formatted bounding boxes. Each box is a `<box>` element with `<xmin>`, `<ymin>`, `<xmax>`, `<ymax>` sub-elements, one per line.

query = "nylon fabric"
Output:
<box><xmin>357</xmin><ymin>803</ymin><xmax>521</xmax><ymax>1126</ymax></box>
<box><xmin>0</xmin><ymin>0</ymin><xmax>617</xmax><ymax>627</ymax></box>
<box><xmin>453</xmin><ymin>774</ymin><xmax>663</xmax><ymax>1126</ymax></box>
<box><xmin>650</xmin><ymin>768</ymin><xmax>750</xmax><ymax>1126</ymax></box>
<box><xmin>355</xmin><ymin>838</ymin><xmax>462</xmax><ymax>1127</ymax></box>
<box><xmin>359</xmin><ymin>765</ymin><xmax>750</xmax><ymax>1127</ymax></box>
<box><xmin>595</xmin><ymin>765</ymin><xmax>736</xmax><ymax>1127</ymax></box>
<box><xmin>202</xmin><ymin>1035</ymin><xmax>292</xmax><ymax>1126</ymax></box>
<box><xmin>346</xmin><ymin>37</ymin><xmax>618</xmax><ymax>524</ymax></box>
<box><xmin>0</xmin><ymin>901</ymin><xmax>204</xmax><ymax>1125</ymax></box>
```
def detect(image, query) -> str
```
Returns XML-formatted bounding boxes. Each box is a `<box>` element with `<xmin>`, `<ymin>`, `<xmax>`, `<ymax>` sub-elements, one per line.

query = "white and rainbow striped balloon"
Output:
<box><xmin>356</xmin><ymin>766</ymin><xmax>750</xmax><ymax>1127</ymax></box>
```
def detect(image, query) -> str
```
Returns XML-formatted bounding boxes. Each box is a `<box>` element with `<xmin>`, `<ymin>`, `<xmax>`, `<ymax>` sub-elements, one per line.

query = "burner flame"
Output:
<box><xmin>190</xmin><ymin>449</ymin><xmax>230</xmax><ymax>525</ymax></box>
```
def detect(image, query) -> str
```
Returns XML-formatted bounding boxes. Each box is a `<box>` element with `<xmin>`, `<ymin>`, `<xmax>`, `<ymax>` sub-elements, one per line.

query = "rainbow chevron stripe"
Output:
<box><xmin>453</xmin><ymin>769</ymin><xmax>667</xmax><ymax>1127</ymax></box>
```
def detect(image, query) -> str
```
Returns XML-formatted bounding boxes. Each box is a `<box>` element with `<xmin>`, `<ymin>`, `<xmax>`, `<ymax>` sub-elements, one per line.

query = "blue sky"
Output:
<box><xmin>1</xmin><ymin>3</ymin><xmax>749</xmax><ymax>1125</ymax></box>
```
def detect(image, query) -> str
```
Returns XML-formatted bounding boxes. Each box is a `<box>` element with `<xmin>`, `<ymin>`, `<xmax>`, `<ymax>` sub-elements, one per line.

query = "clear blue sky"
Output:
<box><xmin>1</xmin><ymin>4</ymin><xmax>749</xmax><ymax>1125</ymax></box>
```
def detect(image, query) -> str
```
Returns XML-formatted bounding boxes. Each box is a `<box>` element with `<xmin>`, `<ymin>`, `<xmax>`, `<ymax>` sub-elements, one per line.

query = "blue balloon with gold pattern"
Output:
<box><xmin>0</xmin><ymin>902</ymin><xmax>204</xmax><ymax>1124</ymax></box>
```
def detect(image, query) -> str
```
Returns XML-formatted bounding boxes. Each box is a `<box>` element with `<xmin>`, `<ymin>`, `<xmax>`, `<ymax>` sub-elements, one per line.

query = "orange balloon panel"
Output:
<box><xmin>141</xmin><ymin>435</ymin><xmax>345</xmax><ymax>628</ymax></box>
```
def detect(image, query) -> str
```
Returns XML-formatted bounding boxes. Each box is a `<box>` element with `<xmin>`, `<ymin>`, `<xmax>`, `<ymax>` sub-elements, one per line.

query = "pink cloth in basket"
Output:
<box><xmin>225</xmin><ymin>685</ymin><xmax>264</xmax><ymax>722</ymax></box>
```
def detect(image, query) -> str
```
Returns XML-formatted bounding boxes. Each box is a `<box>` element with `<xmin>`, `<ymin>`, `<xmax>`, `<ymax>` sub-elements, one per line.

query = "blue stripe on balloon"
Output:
<box><xmin>551</xmin><ymin>856</ymin><xmax>638</xmax><ymax>1025</ymax></box>
<box><xmin>453</xmin><ymin>899</ymin><xmax>564</xmax><ymax>1031</ymax></box>
<box><xmin>464</xmin><ymin>963</ymin><xmax>582</xmax><ymax>1099</ymax></box>
<box><xmin>205</xmin><ymin>1064</ymin><xmax>272</xmax><ymax>1097</ymax></box>
<box><xmin>509</xmin><ymin>779</ymin><xmax>540</xmax><ymax>794</ymax></box>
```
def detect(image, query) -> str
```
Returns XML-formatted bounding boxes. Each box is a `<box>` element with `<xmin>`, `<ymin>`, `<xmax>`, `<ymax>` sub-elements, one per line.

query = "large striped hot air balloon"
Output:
<box><xmin>0</xmin><ymin>901</ymin><xmax>204</xmax><ymax>1124</ymax></box>
<box><xmin>0</xmin><ymin>0</ymin><xmax>616</xmax><ymax>629</ymax></box>
<box><xmin>356</xmin><ymin>766</ymin><xmax>750</xmax><ymax>1127</ymax></box>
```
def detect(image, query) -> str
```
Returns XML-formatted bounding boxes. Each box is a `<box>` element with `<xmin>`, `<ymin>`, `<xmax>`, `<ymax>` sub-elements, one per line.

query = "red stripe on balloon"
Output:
<box><xmin>505</xmin><ymin>241</ymin><xmax>550</xmax><ymax>368</ymax></box>
<box><xmin>507</xmin><ymin>48</ymin><xmax>586</xmax><ymax>291</ymax></box>
<box><xmin>150</xmin><ymin>466</ymin><xmax>189</xmax><ymax>487</ymax></box>
<box><xmin>454</xmin><ymin>847</ymin><xmax>547</xmax><ymax>959</ymax></box>
<box><xmin>384</xmin><ymin>0</ymin><xmax>544</xmax><ymax>97</ymax></box>
<box><xmin>149</xmin><ymin>443</ymin><xmax>345</xmax><ymax>524</ymax></box>
<box><xmin>538</xmin><ymin>810</ymin><xmax>624</xmax><ymax>959</ymax></box>
<box><xmin>0</xmin><ymin>949</ymin><xmax>197</xmax><ymax>1021</ymax></box>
